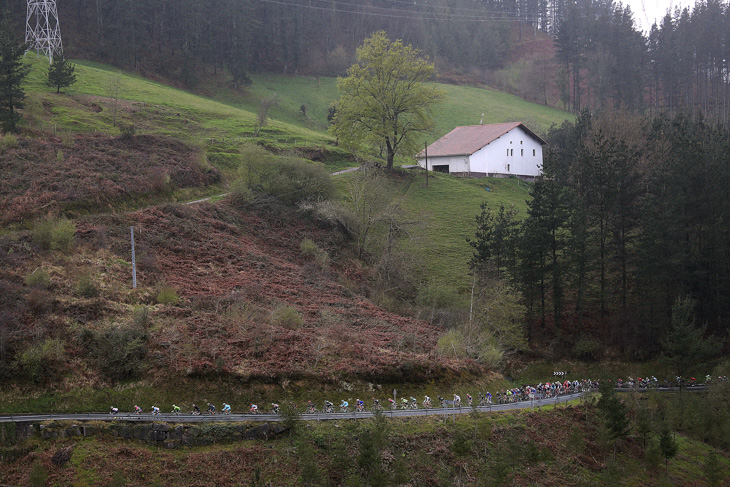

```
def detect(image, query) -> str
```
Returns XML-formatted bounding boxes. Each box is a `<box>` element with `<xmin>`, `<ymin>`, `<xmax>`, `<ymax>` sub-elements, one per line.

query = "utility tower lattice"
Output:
<box><xmin>25</xmin><ymin>0</ymin><xmax>63</xmax><ymax>63</ymax></box>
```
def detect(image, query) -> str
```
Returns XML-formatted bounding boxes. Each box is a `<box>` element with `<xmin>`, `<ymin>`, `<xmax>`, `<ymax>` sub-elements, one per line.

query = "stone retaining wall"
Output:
<box><xmin>13</xmin><ymin>421</ymin><xmax>287</xmax><ymax>449</ymax></box>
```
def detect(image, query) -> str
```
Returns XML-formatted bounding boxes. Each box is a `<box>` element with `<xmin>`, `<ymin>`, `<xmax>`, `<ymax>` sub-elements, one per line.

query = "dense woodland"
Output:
<box><xmin>470</xmin><ymin>111</ymin><xmax>730</xmax><ymax>360</ymax></box>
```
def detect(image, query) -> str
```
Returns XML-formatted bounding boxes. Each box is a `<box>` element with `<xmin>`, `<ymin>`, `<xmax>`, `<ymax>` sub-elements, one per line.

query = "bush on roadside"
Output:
<box><xmin>86</xmin><ymin>324</ymin><xmax>148</xmax><ymax>380</ymax></box>
<box><xmin>17</xmin><ymin>339</ymin><xmax>65</xmax><ymax>384</ymax></box>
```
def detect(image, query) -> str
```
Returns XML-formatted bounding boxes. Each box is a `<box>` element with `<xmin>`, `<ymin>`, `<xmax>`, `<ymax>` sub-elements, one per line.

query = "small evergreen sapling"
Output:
<box><xmin>47</xmin><ymin>56</ymin><xmax>77</xmax><ymax>94</ymax></box>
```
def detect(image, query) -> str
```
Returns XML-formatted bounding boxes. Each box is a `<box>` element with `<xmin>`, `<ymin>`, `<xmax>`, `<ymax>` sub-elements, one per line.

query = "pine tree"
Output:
<box><xmin>597</xmin><ymin>381</ymin><xmax>630</xmax><ymax>458</ymax></box>
<box><xmin>47</xmin><ymin>56</ymin><xmax>77</xmax><ymax>94</ymax></box>
<box><xmin>659</xmin><ymin>427</ymin><xmax>678</xmax><ymax>474</ymax></box>
<box><xmin>0</xmin><ymin>20</ymin><xmax>31</xmax><ymax>132</ymax></box>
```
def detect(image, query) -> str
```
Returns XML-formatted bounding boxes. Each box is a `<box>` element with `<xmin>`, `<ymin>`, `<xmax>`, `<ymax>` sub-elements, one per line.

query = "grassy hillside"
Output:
<box><xmin>23</xmin><ymin>58</ymin><xmax>327</xmax><ymax>143</ymax></box>
<box><xmin>202</xmin><ymin>72</ymin><xmax>571</xmax><ymax>141</ymax></box>
<box><xmin>401</xmin><ymin>172</ymin><xmax>531</xmax><ymax>293</ymax></box>
<box><xmin>334</xmin><ymin>169</ymin><xmax>532</xmax><ymax>293</ymax></box>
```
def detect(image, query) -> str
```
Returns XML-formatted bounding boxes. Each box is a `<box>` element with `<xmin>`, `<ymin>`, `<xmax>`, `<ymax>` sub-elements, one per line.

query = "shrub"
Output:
<box><xmin>119</xmin><ymin>123</ymin><xmax>136</xmax><ymax>140</ymax></box>
<box><xmin>437</xmin><ymin>329</ymin><xmax>467</xmax><ymax>358</ymax></box>
<box><xmin>52</xmin><ymin>218</ymin><xmax>76</xmax><ymax>250</ymax></box>
<box><xmin>229</xmin><ymin>177</ymin><xmax>255</xmax><ymax>207</ymax></box>
<box><xmin>86</xmin><ymin>324</ymin><xmax>148</xmax><ymax>380</ymax></box>
<box><xmin>25</xmin><ymin>268</ymin><xmax>51</xmax><ymax>288</ymax></box>
<box><xmin>18</xmin><ymin>339</ymin><xmax>65</xmax><ymax>383</ymax></box>
<box><xmin>132</xmin><ymin>306</ymin><xmax>149</xmax><ymax>328</ymax></box>
<box><xmin>416</xmin><ymin>281</ymin><xmax>461</xmax><ymax>309</ymax></box>
<box><xmin>0</xmin><ymin>133</ymin><xmax>18</xmax><ymax>152</ymax></box>
<box><xmin>32</xmin><ymin>218</ymin><xmax>76</xmax><ymax>251</ymax></box>
<box><xmin>76</xmin><ymin>274</ymin><xmax>99</xmax><ymax>298</ymax></box>
<box><xmin>61</xmin><ymin>132</ymin><xmax>75</xmax><ymax>148</ymax></box>
<box><xmin>156</xmin><ymin>285</ymin><xmax>179</xmax><ymax>305</ymax></box>
<box><xmin>29</xmin><ymin>460</ymin><xmax>48</xmax><ymax>487</ymax></box>
<box><xmin>27</xmin><ymin>289</ymin><xmax>53</xmax><ymax>315</ymax></box>
<box><xmin>300</xmin><ymin>238</ymin><xmax>329</xmax><ymax>268</ymax></box>
<box><xmin>478</xmin><ymin>343</ymin><xmax>505</xmax><ymax>369</ymax></box>
<box><xmin>150</xmin><ymin>167</ymin><xmax>171</xmax><ymax>193</ymax></box>
<box><xmin>238</xmin><ymin>147</ymin><xmax>334</xmax><ymax>206</ymax></box>
<box><xmin>271</xmin><ymin>304</ymin><xmax>303</xmax><ymax>329</ymax></box>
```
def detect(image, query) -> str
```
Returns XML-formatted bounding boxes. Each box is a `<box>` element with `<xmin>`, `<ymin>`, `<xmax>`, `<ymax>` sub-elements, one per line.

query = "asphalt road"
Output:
<box><xmin>0</xmin><ymin>387</ymin><xmax>710</xmax><ymax>424</ymax></box>
<box><xmin>0</xmin><ymin>393</ymin><xmax>584</xmax><ymax>424</ymax></box>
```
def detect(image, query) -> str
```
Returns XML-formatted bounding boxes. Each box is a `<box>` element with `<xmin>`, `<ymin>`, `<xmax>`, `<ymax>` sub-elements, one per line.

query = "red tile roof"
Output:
<box><xmin>420</xmin><ymin>122</ymin><xmax>546</xmax><ymax>157</ymax></box>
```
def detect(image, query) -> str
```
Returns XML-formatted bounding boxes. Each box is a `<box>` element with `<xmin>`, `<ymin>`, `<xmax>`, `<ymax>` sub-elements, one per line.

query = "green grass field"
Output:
<box><xmin>200</xmin><ymin>72</ymin><xmax>572</xmax><ymax>142</ymax></box>
<box><xmin>400</xmin><ymin>171</ymin><xmax>532</xmax><ymax>292</ymax></box>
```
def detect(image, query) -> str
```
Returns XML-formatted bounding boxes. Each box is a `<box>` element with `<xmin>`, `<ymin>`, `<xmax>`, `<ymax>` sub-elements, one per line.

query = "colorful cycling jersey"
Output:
<box><xmin>222</xmin><ymin>404</ymin><xmax>231</xmax><ymax>411</ymax></box>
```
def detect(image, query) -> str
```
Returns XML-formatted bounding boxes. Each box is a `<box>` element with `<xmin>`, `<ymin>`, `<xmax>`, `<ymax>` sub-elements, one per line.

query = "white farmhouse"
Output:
<box><xmin>417</xmin><ymin>122</ymin><xmax>545</xmax><ymax>180</ymax></box>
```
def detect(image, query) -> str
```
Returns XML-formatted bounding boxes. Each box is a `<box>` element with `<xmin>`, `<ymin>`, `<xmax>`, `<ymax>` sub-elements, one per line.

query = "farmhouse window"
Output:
<box><xmin>533</xmin><ymin>149</ymin><xmax>536</xmax><ymax>156</ymax></box>
<box><xmin>521</xmin><ymin>149</ymin><xmax>524</xmax><ymax>156</ymax></box>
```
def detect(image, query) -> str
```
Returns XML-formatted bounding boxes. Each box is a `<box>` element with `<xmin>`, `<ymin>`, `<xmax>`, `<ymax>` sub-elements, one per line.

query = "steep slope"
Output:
<box><xmin>0</xmin><ymin>199</ymin><xmax>480</xmax><ymax>396</ymax></box>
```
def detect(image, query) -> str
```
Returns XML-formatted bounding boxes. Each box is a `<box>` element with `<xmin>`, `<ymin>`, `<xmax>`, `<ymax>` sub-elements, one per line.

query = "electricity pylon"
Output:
<box><xmin>25</xmin><ymin>0</ymin><xmax>63</xmax><ymax>63</ymax></box>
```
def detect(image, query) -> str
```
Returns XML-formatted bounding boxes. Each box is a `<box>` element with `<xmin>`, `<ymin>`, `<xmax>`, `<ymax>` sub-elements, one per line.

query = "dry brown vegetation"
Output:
<box><xmin>0</xmin><ymin>199</ymin><xmax>479</xmax><ymax>388</ymax></box>
<box><xmin>0</xmin><ymin>133</ymin><xmax>219</xmax><ymax>225</ymax></box>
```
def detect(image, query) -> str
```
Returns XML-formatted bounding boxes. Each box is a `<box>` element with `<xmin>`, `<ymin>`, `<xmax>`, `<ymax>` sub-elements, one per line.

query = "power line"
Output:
<box><xmin>256</xmin><ymin>0</ymin><xmax>544</xmax><ymax>23</ymax></box>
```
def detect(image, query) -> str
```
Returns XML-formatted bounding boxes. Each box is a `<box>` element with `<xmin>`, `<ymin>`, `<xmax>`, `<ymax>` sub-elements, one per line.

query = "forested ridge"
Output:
<box><xmin>470</xmin><ymin>110</ymin><xmax>730</xmax><ymax>360</ymax></box>
<box><xmin>3</xmin><ymin>0</ymin><xmax>730</xmax><ymax>123</ymax></box>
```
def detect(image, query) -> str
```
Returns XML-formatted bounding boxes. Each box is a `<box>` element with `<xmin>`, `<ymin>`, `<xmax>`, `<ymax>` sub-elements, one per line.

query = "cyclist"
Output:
<box><xmin>372</xmin><ymin>398</ymin><xmax>381</xmax><ymax>410</ymax></box>
<box><xmin>453</xmin><ymin>394</ymin><xmax>461</xmax><ymax>407</ymax></box>
<box><xmin>401</xmin><ymin>397</ymin><xmax>409</xmax><ymax>409</ymax></box>
<box><xmin>109</xmin><ymin>406</ymin><xmax>119</xmax><ymax>415</ymax></box>
<box><xmin>387</xmin><ymin>398</ymin><xmax>396</xmax><ymax>409</ymax></box>
<box><xmin>423</xmin><ymin>395</ymin><xmax>432</xmax><ymax>408</ymax></box>
<box><xmin>307</xmin><ymin>401</ymin><xmax>317</xmax><ymax>413</ymax></box>
<box><xmin>438</xmin><ymin>396</ymin><xmax>445</xmax><ymax>408</ymax></box>
<box><xmin>271</xmin><ymin>403</ymin><xmax>280</xmax><ymax>414</ymax></box>
<box><xmin>151</xmin><ymin>406</ymin><xmax>160</xmax><ymax>415</ymax></box>
<box><xmin>207</xmin><ymin>403</ymin><xmax>216</xmax><ymax>415</ymax></box>
<box><xmin>222</xmin><ymin>403</ymin><xmax>232</xmax><ymax>414</ymax></box>
<box><xmin>340</xmin><ymin>400</ymin><xmax>349</xmax><ymax>412</ymax></box>
<box><xmin>134</xmin><ymin>405</ymin><xmax>142</xmax><ymax>415</ymax></box>
<box><xmin>466</xmin><ymin>393</ymin><xmax>473</xmax><ymax>407</ymax></box>
<box><xmin>191</xmin><ymin>404</ymin><xmax>201</xmax><ymax>415</ymax></box>
<box><xmin>249</xmin><ymin>404</ymin><xmax>259</xmax><ymax>414</ymax></box>
<box><xmin>323</xmin><ymin>400</ymin><xmax>334</xmax><ymax>413</ymax></box>
<box><xmin>409</xmin><ymin>397</ymin><xmax>418</xmax><ymax>409</ymax></box>
<box><xmin>172</xmin><ymin>404</ymin><xmax>181</xmax><ymax>415</ymax></box>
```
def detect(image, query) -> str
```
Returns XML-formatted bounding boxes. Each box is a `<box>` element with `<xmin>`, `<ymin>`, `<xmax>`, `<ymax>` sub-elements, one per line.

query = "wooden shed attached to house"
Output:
<box><xmin>417</xmin><ymin>122</ymin><xmax>546</xmax><ymax>180</ymax></box>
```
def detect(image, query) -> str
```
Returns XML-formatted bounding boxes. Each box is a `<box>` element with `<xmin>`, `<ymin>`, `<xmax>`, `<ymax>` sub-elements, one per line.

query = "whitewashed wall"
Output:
<box><xmin>416</xmin><ymin>155</ymin><xmax>470</xmax><ymax>173</ymax></box>
<box><xmin>470</xmin><ymin>127</ymin><xmax>542</xmax><ymax>177</ymax></box>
